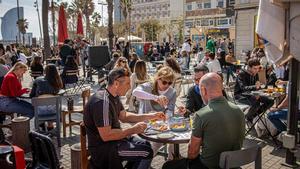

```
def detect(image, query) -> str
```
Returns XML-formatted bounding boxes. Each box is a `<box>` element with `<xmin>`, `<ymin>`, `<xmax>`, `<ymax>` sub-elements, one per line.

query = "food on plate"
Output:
<box><xmin>170</xmin><ymin>124</ymin><xmax>186</xmax><ymax>129</ymax></box>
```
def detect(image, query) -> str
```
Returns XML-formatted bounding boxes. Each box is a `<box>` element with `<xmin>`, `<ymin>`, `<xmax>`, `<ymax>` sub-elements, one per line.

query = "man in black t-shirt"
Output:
<box><xmin>84</xmin><ymin>68</ymin><xmax>165</xmax><ymax>169</ymax></box>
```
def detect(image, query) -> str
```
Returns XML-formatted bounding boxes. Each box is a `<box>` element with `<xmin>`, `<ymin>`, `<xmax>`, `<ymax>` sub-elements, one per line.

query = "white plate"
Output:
<box><xmin>157</xmin><ymin>133</ymin><xmax>175</xmax><ymax>139</ymax></box>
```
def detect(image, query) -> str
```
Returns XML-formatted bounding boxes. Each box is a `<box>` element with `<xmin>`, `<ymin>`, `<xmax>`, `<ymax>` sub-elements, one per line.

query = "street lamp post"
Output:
<box><xmin>16</xmin><ymin>0</ymin><xmax>21</xmax><ymax>44</ymax></box>
<box><xmin>34</xmin><ymin>0</ymin><xmax>42</xmax><ymax>47</ymax></box>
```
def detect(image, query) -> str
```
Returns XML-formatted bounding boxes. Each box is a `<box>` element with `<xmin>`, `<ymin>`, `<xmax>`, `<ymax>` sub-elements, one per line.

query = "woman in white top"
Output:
<box><xmin>133</xmin><ymin>66</ymin><xmax>177</xmax><ymax>160</ymax></box>
<box><xmin>126</xmin><ymin>60</ymin><xmax>149</xmax><ymax>112</ymax></box>
<box><xmin>207</xmin><ymin>52</ymin><xmax>222</xmax><ymax>73</ymax></box>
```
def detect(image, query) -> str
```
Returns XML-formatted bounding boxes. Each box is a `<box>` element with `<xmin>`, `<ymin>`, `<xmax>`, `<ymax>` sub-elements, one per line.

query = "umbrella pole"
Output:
<box><xmin>285</xmin><ymin>58</ymin><xmax>299</xmax><ymax>166</ymax></box>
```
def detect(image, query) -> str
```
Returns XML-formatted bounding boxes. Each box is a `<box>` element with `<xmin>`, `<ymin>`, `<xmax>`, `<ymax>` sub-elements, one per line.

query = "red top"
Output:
<box><xmin>0</xmin><ymin>72</ymin><xmax>27</xmax><ymax>97</ymax></box>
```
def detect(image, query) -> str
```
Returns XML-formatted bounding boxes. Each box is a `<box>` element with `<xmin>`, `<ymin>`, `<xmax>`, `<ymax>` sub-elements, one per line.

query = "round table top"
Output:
<box><xmin>139</xmin><ymin>130</ymin><xmax>191</xmax><ymax>144</ymax></box>
<box><xmin>19</xmin><ymin>89</ymin><xmax>66</xmax><ymax>98</ymax></box>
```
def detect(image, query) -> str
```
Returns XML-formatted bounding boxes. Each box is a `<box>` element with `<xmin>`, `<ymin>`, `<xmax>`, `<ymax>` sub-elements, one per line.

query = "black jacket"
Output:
<box><xmin>185</xmin><ymin>86</ymin><xmax>205</xmax><ymax>117</ymax></box>
<box><xmin>234</xmin><ymin>69</ymin><xmax>259</xmax><ymax>96</ymax></box>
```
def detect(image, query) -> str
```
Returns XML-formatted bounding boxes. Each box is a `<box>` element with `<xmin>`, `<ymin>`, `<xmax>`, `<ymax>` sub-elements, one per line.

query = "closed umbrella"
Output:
<box><xmin>58</xmin><ymin>4</ymin><xmax>68</xmax><ymax>44</ymax></box>
<box><xmin>77</xmin><ymin>12</ymin><xmax>84</xmax><ymax>36</ymax></box>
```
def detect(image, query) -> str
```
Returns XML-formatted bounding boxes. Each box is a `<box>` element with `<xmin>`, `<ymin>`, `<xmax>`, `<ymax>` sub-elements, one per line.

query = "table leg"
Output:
<box><xmin>174</xmin><ymin>144</ymin><xmax>180</xmax><ymax>160</ymax></box>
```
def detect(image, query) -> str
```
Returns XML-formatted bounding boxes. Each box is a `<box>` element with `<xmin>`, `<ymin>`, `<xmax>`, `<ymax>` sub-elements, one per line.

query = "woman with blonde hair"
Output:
<box><xmin>0</xmin><ymin>62</ymin><xmax>34</xmax><ymax>119</ymax></box>
<box><xmin>126</xmin><ymin>60</ymin><xmax>149</xmax><ymax>112</ymax></box>
<box><xmin>133</xmin><ymin>66</ymin><xmax>177</xmax><ymax>160</ymax></box>
<box><xmin>114</xmin><ymin>56</ymin><xmax>131</xmax><ymax>74</ymax></box>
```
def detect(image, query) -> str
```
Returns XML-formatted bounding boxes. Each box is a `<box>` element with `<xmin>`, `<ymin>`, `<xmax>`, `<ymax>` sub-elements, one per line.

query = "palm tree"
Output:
<box><xmin>107</xmin><ymin>0</ymin><xmax>114</xmax><ymax>50</ymax></box>
<box><xmin>42</xmin><ymin>0</ymin><xmax>51</xmax><ymax>59</ymax></box>
<box><xmin>120</xmin><ymin>0</ymin><xmax>132</xmax><ymax>40</ymax></box>
<box><xmin>68</xmin><ymin>0</ymin><xmax>94</xmax><ymax>39</ymax></box>
<box><xmin>91</xmin><ymin>12</ymin><xmax>101</xmax><ymax>44</ymax></box>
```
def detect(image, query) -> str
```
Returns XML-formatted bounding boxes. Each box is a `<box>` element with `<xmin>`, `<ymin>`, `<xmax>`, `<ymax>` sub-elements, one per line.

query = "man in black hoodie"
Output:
<box><xmin>234</xmin><ymin>58</ymin><xmax>274</xmax><ymax>122</ymax></box>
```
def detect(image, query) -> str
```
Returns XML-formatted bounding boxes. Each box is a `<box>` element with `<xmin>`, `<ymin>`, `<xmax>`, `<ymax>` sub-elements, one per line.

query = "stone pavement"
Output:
<box><xmin>19</xmin><ymin>69</ymin><xmax>299</xmax><ymax>169</ymax></box>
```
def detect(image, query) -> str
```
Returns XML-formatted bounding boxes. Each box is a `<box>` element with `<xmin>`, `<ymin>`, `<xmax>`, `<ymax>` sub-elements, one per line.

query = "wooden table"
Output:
<box><xmin>139</xmin><ymin>130</ymin><xmax>191</xmax><ymax>159</ymax></box>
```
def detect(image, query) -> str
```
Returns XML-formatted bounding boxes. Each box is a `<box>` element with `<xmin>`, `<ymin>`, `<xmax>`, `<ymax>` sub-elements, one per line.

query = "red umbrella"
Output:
<box><xmin>58</xmin><ymin>4</ymin><xmax>68</xmax><ymax>44</ymax></box>
<box><xmin>77</xmin><ymin>12</ymin><xmax>84</xmax><ymax>36</ymax></box>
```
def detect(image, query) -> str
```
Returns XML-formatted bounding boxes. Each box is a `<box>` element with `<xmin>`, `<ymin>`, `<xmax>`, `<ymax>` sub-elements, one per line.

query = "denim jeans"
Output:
<box><xmin>0</xmin><ymin>96</ymin><xmax>34</xmax><ymax>119</ymax></box>
<box><xmin>267</xmin><ymin>109</ymin><xmax>288</xmax><ymax>132</ymax></box>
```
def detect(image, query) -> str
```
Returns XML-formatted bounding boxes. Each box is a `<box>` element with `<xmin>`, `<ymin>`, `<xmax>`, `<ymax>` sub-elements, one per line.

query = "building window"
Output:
<box><xmin>229</xmin><ymin>0</ymin><xmax>235</xmax><ymax>6</ymax></box>
<box><xmin>197</xmin><ymin>3</ymin><xmax>202</xmax><ymax>9</ymax></box>
<box><xmin>204</xmin><ymin>1</ymin><xmax>211</xmax><ymax>9</ymax></box>
<box><xmin>217</xmin><ymin>0</ymin><xmax>224</xmax><ymax>8</ymax></box>
<box><xmin>217</xmin><ymin>18</ymin><xmax>232</xmax><ymax>26</ymax></box>
<box><xmin>186</xmin><ymin>3</ymin><xmax>192</xmax><ymax>11</ymax></box>
<box><xmin>201</xmin><ymin>19</ymin><xmax>209</xmax><ymax>26</ymax></box>
<box><xmin>185</xmin><ymin>20</ymin><xmax>193</xmax><ymax>28</ymax></box>
<box><xmin>195</xmin><ymin>19</ymin><xmax>201</xmax><ymax>27</ymax></box>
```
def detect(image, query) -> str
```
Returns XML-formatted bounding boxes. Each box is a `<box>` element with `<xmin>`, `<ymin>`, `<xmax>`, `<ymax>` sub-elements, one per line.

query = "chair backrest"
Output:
<box><xmin>29</xmin><ymin>131</ymin><xmax>60</xmax><ymax>169</ymax></box>
<box><xmin>81</xmin><ymin>88</ymin><xmax>91</xmax><ymax>110</ymax></box>
<box><xmin>80</xmin><ymin>122</ymin><xmax>88</xmax><ymax>169</ymax></box>
<box><xmin>30</xmin><ymin>71</ymin><xmax>43</xmax><ymax>78</ymax></box>
<box><xmin>219</xmin><ymin>145</ymin><xmax>262</xmax><ymax>169</ymax></box>
<box><xmin>65</xmin><ymin>69</ymin><xmax>79</xmax><ymax>76</ymax></box>
<box><xmin>31</xmin><ymin>95</ymin><xmax>62</xmax><ymax>131</ymax></box>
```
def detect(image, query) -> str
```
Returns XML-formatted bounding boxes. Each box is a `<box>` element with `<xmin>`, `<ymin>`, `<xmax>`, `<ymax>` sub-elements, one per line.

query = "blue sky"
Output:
<box><xmin>0</xmin><ymin>0</ymin><xmax>108</xmax><ymax>39</ymax></box>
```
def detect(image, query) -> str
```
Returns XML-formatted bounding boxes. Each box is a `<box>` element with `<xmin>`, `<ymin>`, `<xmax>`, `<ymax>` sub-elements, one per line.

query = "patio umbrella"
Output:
<box><xmin>76</xmin><ymin>12</ymin><xmax>84</xmax><ymax>36</ymax></box>
<box><xmin>58</xmin><ymin>4</ymin><xmax>68</xmax><ymax>44</ymax></box>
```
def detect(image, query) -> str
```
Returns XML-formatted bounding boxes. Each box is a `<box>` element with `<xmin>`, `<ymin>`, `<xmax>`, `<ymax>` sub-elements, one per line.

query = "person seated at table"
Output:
<box><xmin>61</xmin><ymin>56</ymin><xmax>79</xmax><ymax>87</ymax></box>
<box><xmin>267</xmin><ymin>80</ymin><xmax>299</xmax><ymax>135</ymax></box>
<box><xmin>164</xmin><ymin>58</ymin><xmax>182</xmax><ymax>97</ymax></box>
<box><xmin>150</xmin><ymin>48</ymin><xmax>163</xmax><ymax>62</ymax></box>
<box><xmin>133</xmin><ymin>66</ymin><xmax>177</xmax><ymax>160</ymax></box>
<box><xmin>0</xmin><ymin>62</ymin><xmax>34</xmax><ymax>119</ymax></box>
<box><xmin>113</xmin><ymin>56</ymin><xmax>132</xmax><ymax>74</ymax></box>
<box><xmin>126</xmin><ymin>60</ymin><xmax>150</xmax><ymax>112</ymax></box>
<box><xmin>83</xmin><ymin>68</ymin><xmax>165</xmax><ymax>169</ymax></box>
<box><xmin>225</xmin><ymin>50</ymin><xmax>237</xmax><ymax>85</ymax></box>
<box><xmin>184</xmin><ymin>65</ymin><xmax>209</xmax><ymax>117</ymax></box>
<box><xmin>0</xmin><ymin>58</ymin><xmax>9</xmax><ymax>87</ymax></box>
<box><xmin>30</xmin><ymin>64</ymin><xmax>63</xmax><ymax>130</ymax></box>
<box><xmin>129</xmin><ymin>52</ymin><xmax>139</xmax><ymax>73</ymax></box>
<box><xmin>207</xmin><ymin>52</ymin><xmax>222</xmax><ymax>73</ymax></box>
<box><xmin>104</xmin><ymin>52</ymin><xmax>121</xmax><ymax>71</ymax></box>
<box><xmin>234</xmin><ymin>58</ymin><xmax>274</xmax><ymax>123</ymax></box>
<box><xmin>163</xmin><ymin>73</ymin><xmax>245</xmax><ymax>169</ymax></box>
<box><xmin>30</xmin><ymin>55</ymin><xmax>44</xmax><ymax>79</ymax></box>
<box><xmin>199</xmin><ymin>50</ymin><xmax>210</xmax><ymax>66</ymax></box>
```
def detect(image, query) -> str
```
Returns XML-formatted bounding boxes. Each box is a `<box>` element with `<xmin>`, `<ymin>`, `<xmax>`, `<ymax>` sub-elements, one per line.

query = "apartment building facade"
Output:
<box><xmin>184</xmin><ymin>0</ymin><xmax>235</xmax><ymax>44</ymax></box>
<box><xmin>234</xmin><ymin>0</ymin><xmax>259</xmax><ymax>60</ymax></box>
<box><xmin>130</xmin><ymin>0</ymin><xmax>184</xmax><ymax>41</ymax></box>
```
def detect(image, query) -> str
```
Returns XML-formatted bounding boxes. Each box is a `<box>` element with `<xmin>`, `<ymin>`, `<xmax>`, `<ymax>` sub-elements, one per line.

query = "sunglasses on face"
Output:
<box><xmin>120</xmin><ymin>60</ymin><xmax>127</xmax><ymax>63</ymax></box>
<box><xmin>160</xmin><ymin>79</ymin><xmax>173</xmax><ymax>86</ymax></box>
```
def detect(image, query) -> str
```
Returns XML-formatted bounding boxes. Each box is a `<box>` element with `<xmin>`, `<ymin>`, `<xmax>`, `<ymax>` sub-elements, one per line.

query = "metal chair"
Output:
<box><xmin>31</xmin><ymin>95</ymin><xmax>62</xmax><ymax>147</ymax></box>
<box><xmin>29</xmin><ymin>131</ymin><xmax>60</xmax><ymax>169</ymax></box>
<box><xmin>62</xmin><ymin>88</ymin><xmax>90</xmax><ymax>137</ymax></box>
<box><xmin>219</xmin><ymin>145</ymin><xmax>262</xmax><ymax>169</ymax></box>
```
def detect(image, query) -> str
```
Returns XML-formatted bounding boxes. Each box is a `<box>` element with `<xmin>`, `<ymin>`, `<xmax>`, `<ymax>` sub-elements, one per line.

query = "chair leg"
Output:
<box><xmin>69</xmin><ymin>112</ymin><xmax>72</xmax><ymax>136</ymax></box>
<box><xmin>62</xmin><ymin>111</ymin><xmax>67</xmax><ymax>138</ymax></box>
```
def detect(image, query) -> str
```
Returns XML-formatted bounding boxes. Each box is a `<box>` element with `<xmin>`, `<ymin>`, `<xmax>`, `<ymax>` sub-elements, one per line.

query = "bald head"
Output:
<box><xmin>199</xmin><ymin>72</ymin><xmax>223</xmax><ymax>99</ymax></box>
